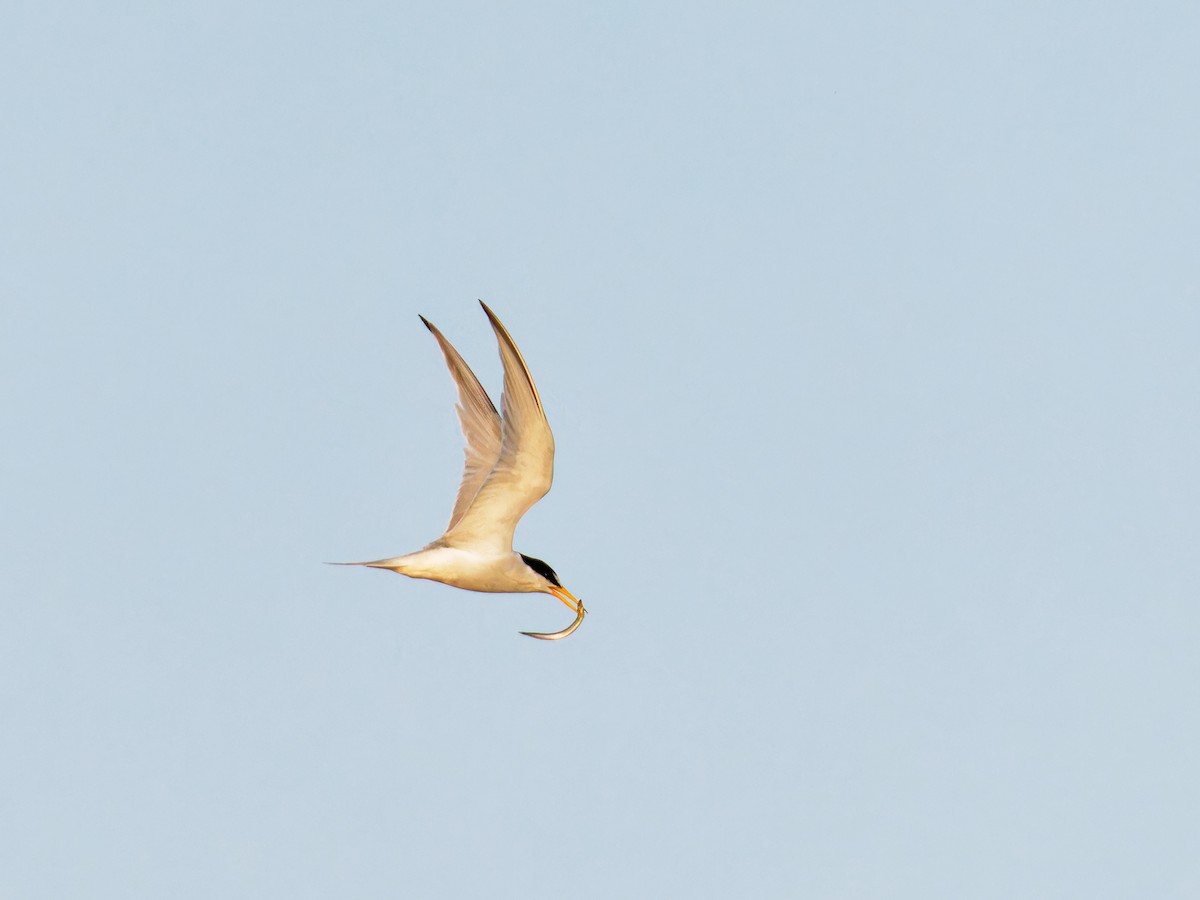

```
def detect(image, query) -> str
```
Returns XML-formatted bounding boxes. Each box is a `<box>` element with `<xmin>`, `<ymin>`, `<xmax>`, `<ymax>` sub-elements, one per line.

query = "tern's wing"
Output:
<box><xmin>441</xmin><ymin>302</ymin><xmax>554</xmax><ymax>555</ymax></box>
<box><xmin>420</xmin><ymin>315</ymin><xmax>503</xmax><ymax>532</ymax></box>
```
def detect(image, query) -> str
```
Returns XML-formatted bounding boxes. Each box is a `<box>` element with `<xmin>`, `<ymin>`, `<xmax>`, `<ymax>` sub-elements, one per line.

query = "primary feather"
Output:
<box><xmin>418</xmin><ymin>315</ymin><xmax>503</xmax><ymax>531</ymax></box>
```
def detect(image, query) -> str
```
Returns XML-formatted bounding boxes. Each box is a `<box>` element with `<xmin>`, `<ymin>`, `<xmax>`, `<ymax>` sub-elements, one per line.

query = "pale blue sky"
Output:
<box><xmin>3</xmin><ymin>2</ymin><xmax>1199</xmax><ymax>897</ymax></box>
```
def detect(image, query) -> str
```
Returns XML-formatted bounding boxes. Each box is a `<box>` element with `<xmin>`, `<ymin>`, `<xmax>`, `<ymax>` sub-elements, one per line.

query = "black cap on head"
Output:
<box><xmin>520</xmin><ymin>554</ymin><xmax>561</xmax><ymax>587</ymax></box>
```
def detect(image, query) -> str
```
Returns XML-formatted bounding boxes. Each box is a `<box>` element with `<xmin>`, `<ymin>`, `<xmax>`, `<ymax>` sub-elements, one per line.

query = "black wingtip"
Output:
<box><xmin>418</xmin><ymin>314</ymin><xmax>434</xmax><ymax>331</ymax></box>
<box><xmin>479</xmin><ymin>300</ymin><xmax>506</xmax><ymax>332</ymax></box>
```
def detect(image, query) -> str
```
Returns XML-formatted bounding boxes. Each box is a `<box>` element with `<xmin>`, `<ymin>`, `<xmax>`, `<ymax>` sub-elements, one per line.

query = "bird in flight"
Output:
<box><xmin>334</xmin><ymin>301</ymin><xmax>586</xmax><ymax>640</ymax></box>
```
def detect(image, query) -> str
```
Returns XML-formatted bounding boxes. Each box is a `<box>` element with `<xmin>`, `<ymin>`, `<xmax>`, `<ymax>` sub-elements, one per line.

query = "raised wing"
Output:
<box><xmin>420</xmin><ymin>315</ymin><xmax>503</xmax><ymax>531</ymax></box>
<box><xmin>441</xmin><ymin>302</ymin><xmax>555</xmax><ymax>555</ymax></box>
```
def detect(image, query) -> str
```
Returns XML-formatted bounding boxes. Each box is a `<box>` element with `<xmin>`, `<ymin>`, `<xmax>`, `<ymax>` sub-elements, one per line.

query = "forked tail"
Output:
<box><xmin>324</xmin><ymin>557</ymin><xmax>409</xmax><ymax>570</ymax></box>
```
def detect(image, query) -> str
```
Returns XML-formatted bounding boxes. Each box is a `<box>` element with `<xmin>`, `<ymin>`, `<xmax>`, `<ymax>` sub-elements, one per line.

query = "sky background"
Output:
<box><xmin>3</xmin><ymin>1</ymin><xmax>1199</xmax><ymax>897</ymax></box>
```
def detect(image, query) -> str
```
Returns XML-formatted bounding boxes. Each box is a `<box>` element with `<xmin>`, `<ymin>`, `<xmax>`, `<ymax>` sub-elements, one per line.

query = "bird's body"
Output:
<box><xmin>335</xmin><ymin>301</ymin><xmax>585</xmax><ymax>640</ymax></box>
<box><xmin>351</xmin><ymin>545</ymin><xmax>549</xmax><ymax>594</ymax></box>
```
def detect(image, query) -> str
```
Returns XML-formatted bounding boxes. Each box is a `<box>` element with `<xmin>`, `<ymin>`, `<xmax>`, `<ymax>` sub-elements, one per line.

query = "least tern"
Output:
<box><xmin>334</xmin><ymin>301</ymin><xmax>585</xmax><ymax>640</ymax></box>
